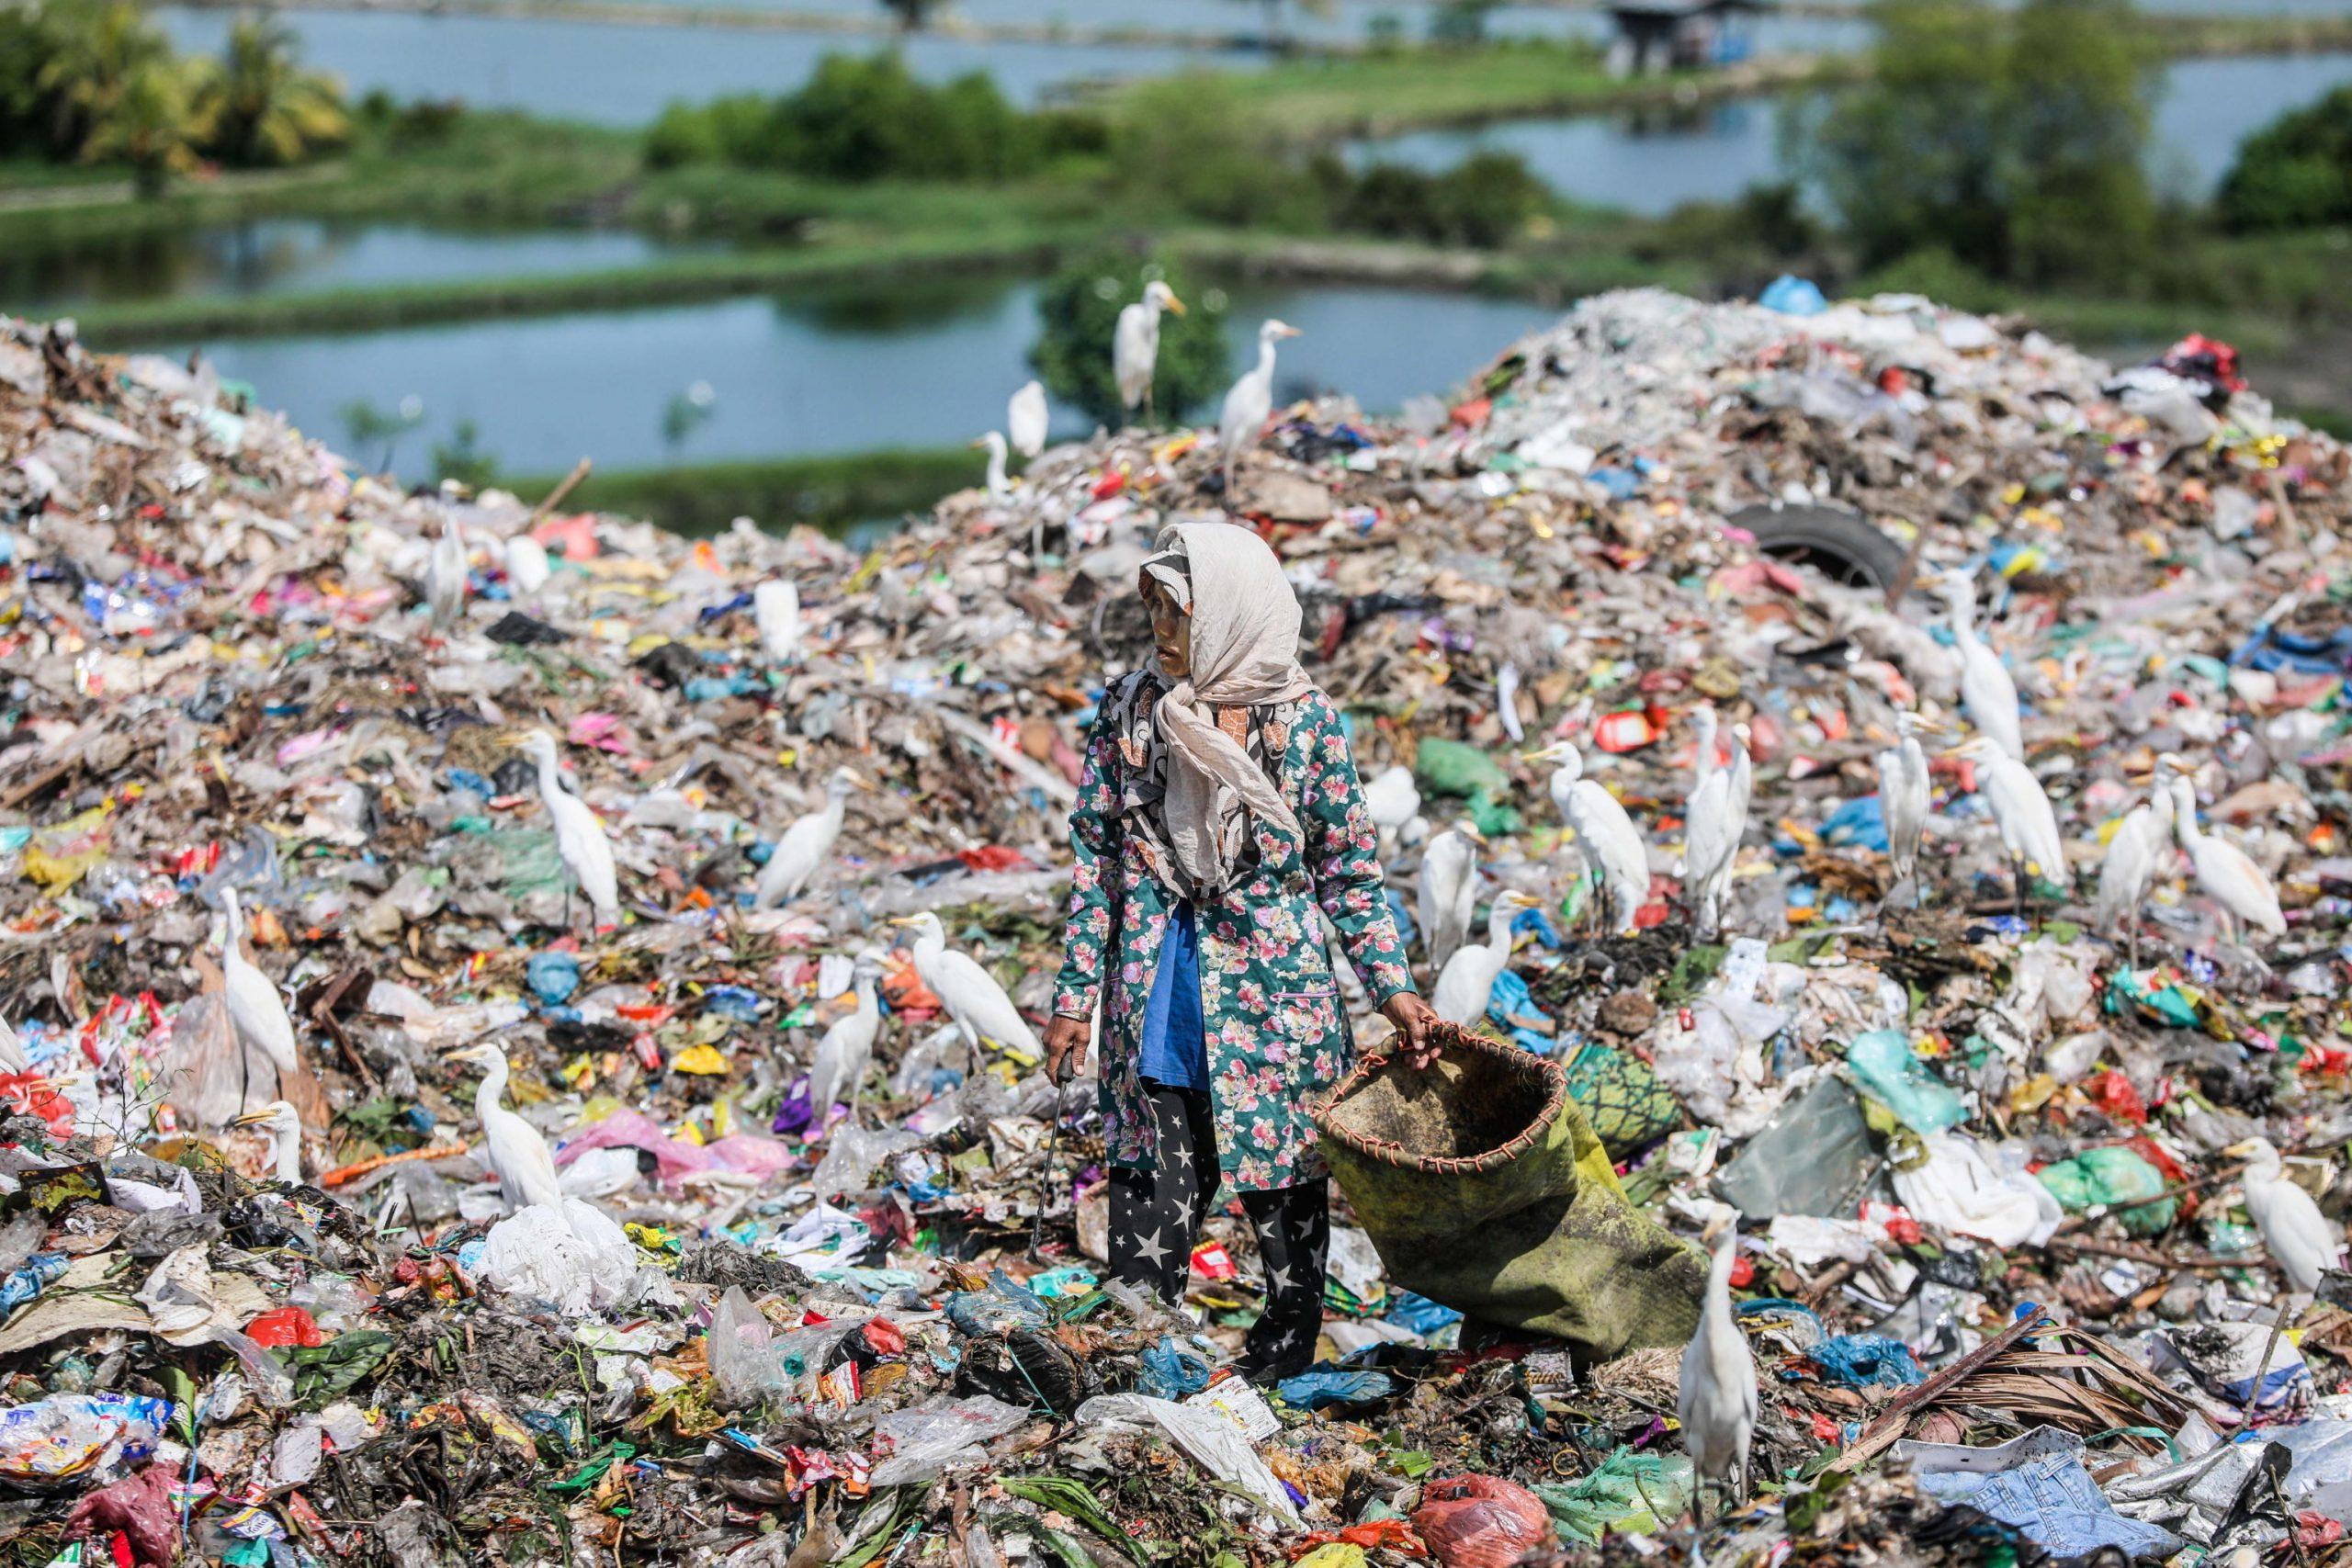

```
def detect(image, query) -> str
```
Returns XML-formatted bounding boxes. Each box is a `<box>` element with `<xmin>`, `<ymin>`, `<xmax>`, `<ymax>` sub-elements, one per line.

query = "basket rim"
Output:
<box><xmin>1312</xmin><ymin>1021</ymin><xmax>1568</xmax><ymax>1176</ymax></box>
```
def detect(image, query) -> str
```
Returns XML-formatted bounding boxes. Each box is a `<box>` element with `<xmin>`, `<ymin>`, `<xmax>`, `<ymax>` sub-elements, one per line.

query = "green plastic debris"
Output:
<box><xmin>2104</xmin><ymin>968</ymin><xmax>2202</xmax><ymax>1029</ymax></box>
<box><xmin>548</xmin><ymin>1440</ymin><xmax>638</xmax><ymax>1495</ymax></box>
<box><xmin>1536</xmin><ymin>1449</ymin><xmax>1696</xmax><ymax>1542</ymax></box>
<box><xmin>1845</xmin><ymin>1030</ymin><xmax>1966</xmax><ymax>1134</ymax></box>
<box><xmin>2036</xmin><ymin>1145</ymin><xmax>2175</xmax><ymax>1235</ymax></box>
<box><xmin>1414</xmin><ymin>738</ymin><xmax>1510</xmax><ymax>798</ymax></box>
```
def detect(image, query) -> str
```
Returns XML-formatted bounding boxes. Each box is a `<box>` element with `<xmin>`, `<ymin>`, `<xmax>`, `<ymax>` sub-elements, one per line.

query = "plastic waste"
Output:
<box><xmin>1537</xmin><ymin>1450</ymin><xmax>1695</xmax><ymax>1541</ymax></box>
<box><xmin>1845</xmin><ymin>1030</ymin><xmax>1967</xmax><ymax>1134</ymax></box>
<box><xmin>865</xmin><ymin>1395</ymin><xmax>1029</xmax><ymax>1487</ymax></box>
<box><xmin>2035</xmin><ymin>1145</ymin><xmax>2175</xmax><ymax>1235</ymax></box>
<box><xmin>1412</xmin><ymin>1474</ymin><xmax>1557</xmax><ymax>1568</ymax></box>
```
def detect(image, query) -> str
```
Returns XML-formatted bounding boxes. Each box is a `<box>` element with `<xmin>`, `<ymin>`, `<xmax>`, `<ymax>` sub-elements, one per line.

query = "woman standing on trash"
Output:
<box><xmin>1040</xmin><ymin>521</ymin><xmax>1439</xmax><ymax>1383</ymax></box>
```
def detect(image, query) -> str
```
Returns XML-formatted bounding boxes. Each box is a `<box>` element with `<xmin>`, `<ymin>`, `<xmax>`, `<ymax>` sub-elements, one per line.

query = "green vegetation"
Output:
<box><xmin>644</xmin><ymin>52</ymin><xmax>1106</xmax><ymax>183</ymax></box>
<box><xmin>518</xmin><ymin>447</ymin><xmax>981</xmax><ymax>536</ymax></box>
<box><xmin>0</xmin><ymin>0</ymin><xmax>346</xmax><ymax>191</ymax></box>
<box><xmin>1802</xmin><ymin>0</ymin><xmax>2155</xmax><ymax>286</ymax></box>
<box><xmin>1328</xmin><ymin>151</ymin><xmax>1552</xmax><ymax>248</ymax></box>
<box><xmin>1028</xmin><ymin>248</ymin><xmax>1231</xmax><ymax>426</ymax></box>
<box><xmin>2218</xmin><ymin>86</ymin><xmax>2352</xmax><ymax>232</ymax></box>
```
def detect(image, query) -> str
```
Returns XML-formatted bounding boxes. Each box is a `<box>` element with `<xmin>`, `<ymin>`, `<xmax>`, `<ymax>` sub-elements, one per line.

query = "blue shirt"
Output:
<box><xmin>1137</xmin><ymin>903</ymin><xmax>1210</xmax><ymax>1090</ymax></box>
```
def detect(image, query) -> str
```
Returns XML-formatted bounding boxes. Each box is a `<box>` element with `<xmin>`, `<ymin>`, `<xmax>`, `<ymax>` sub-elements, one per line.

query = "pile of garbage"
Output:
<box><xmin>0</xmin><ymin>283</ymin><xmax>2349</xmax><ymax>1568</ymax></box>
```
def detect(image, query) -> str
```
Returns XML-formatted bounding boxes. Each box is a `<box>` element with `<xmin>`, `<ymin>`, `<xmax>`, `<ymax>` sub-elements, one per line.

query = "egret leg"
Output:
<box><xmin>2010</xmin><ymin>856</ymin><xmax>2028</xmax><ymax>920</ymax></box>
<box><xmin>2127</xmin><ymin>920</ymin><xmax>2142</xmax><ymax>973</ymax></box>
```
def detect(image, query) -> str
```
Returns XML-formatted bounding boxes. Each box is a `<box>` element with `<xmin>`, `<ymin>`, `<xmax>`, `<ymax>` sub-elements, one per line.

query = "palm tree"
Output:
<box><xmin>191</xmin><ymin>14</ymin><xmax>348</xmax><ymax>166</ymax></box>
<box><xmin>80</xmin><ymin>55</ymin><xmax>200</xmax><ymax>193</ymax></box>
<box><xmin>31</xmin><ymin>0</ymin><xmax>175</xmax><ymax>160</ymax></box>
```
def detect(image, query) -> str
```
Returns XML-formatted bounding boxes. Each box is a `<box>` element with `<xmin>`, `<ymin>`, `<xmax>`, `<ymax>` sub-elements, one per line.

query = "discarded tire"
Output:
<box><xmin>1734</xmin><ymin>502</ymin><xmax>1910</xmax><ymax>592</ymax></box>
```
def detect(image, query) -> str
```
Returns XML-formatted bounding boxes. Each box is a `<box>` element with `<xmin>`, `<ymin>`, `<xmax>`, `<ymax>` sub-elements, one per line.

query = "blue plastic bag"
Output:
<box><xmin>1758</xmin><ymin>274</ymin><xmax>1828</xmax><ymax>315</ymax></box>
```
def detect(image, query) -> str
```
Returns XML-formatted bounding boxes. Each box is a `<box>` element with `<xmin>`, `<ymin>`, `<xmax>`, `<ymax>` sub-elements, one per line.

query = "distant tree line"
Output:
<box><xmin>0</xmin><ymin>0</ymin><xmax>349</xmax><ymax>191</ymax></box>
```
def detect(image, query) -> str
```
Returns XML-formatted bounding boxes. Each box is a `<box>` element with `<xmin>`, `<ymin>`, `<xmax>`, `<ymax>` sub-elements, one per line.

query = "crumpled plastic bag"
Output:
<box><xmin>1411</xmin><ymin>1474</ymin><xmax>1556</xmax><ymax>1568</ymax></box>
<box><xmin>2036</xmin><ymin>1145</ymin><xmax>2174</xmax><ymax>1235</ymax></box>
<box><xmin>1892</xmin><ymin>1133</ymin><xmax>2063</xmax><ymax>1248</ymax></box>
<box><xmin>66</xmin><ymin>1463</ymin><xmax>179</xmax><ymax>1568</ymax></box>
<box><xmin>1073</xmin><ymin>1393</ymin><xmax>1301</xmax><ymax>1528</ymax></box>
<box><xmin>1536</xmin><ymin>1449</ymin><xmax>1693</xmax><ymax>1541</ymax></box>
<box><xmin>865</xmin><ymin>1395</ymin><xmax>1029</xmax><ymax>1487</ymax></box>
<box><xmin>481</xmin><ymin>1200</ymin><xmax>641</xmax><ymax>1315</ymax></box>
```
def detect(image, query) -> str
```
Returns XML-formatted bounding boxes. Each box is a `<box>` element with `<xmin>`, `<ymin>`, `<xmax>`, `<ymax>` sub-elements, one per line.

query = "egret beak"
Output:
<box><xmin>231</xmin><ymin>1109</ymin><xmax>276</xmax><ymax>1128</ymax></box>
<box><xmin>2221</xmin><ymin>1139</ymin><xmax>2258</xmax><ymax>1158</ymax></box>
<box><xmin>1162</xmin><ymin>292</ymin><xmax>1187</xmax><ymax>317</ymax></box>
<box><xmin>885</xmin><ymin>915</ymin><xmax>922</xmax><ymax>928</ymax></box>
<box><xmin>967</xmin><ymin>438</ymin><xmax>989</xmax><ymax>450</ymax></box>
<box><xmin>1274</xmin><ymin>324</ymin><xmax>1301</xmax><ymax>340</ymax></box>
<box><xmin>846</xmin><ymin>771</ymin><xmax>878</xmax><ymax>793</ymax></box>
<box><xmin>1464</xmin><ymin>826</ymin><xmax>1488</xmax><ymax>846</ymax></box>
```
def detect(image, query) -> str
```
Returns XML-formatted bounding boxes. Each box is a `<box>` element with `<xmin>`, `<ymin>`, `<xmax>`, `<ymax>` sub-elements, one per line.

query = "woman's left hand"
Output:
<box><xmin>1379</xmin><ymin>992</ymin><xmax>1442</xmax><ymax>1069</ymax></box>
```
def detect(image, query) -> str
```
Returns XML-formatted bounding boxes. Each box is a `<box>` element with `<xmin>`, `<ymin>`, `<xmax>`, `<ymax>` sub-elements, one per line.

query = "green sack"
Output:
<box><xmin>1559</xmin><ymin>1043</ymin><xmax>1680</xmax><ymax>1159</ymax></box>
<box><xmin>1535</xmin><ymin>1449</ymin><xmax>1695</xmax><ymax>1542</ymax></box>
<box><xmin>1314</xmin><ymin>1027</ymin><xmax>1704</xmax><ymax>1364</ymax></box>
<box><xmin>2035</xmin><ymin>1145</ymin><xmax>2176</xmax><ymax>1236</ymax></box>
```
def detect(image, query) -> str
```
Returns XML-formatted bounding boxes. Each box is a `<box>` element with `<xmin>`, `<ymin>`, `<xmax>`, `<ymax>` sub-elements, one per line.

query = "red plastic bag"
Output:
<box><xmin>244</xmin><ymin>1305</ymin><xmax>326</xmax><ymax>1348</ymax></box>
<box><xmin>1410</xmin><ymin>1474</ymin><xmax>1555</xmax><ymax>1568</ymax></box>
<box><xmin>68</xmin><ymin>1465</ymin><xmax>178</xmax><ymax>1568</ymax></box>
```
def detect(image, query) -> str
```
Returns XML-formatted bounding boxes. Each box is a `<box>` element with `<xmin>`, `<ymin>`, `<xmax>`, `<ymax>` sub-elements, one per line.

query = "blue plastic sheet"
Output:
<box><xmin>1136</xmin><ymin>1337</ymin><xmax>1214</xmax><ymax>1400</ymax></box>
<box><xmin>1384</xmin><ymin>1290</ymin><xmax>1463</xmax><ymax>1337</ymax></box>
<box><xmin>1807</xmin><ymin>1335</ymin><xmax>1924</xmax><ymax>1388</ymax></box>
<box><xmin>526</xmin><ymin>952</ymin><xmax>582</xmax><ymax>1006</ymax></box>
<box><xmin>1758</xmin><ymin>275</ymin><xmax>1828</xmax><ymax>315</ymax></box>
<box><xmin>1821</xmin><ymin>795</ymin><xmax>1889</xmax><ymax>852</ymax></box>
<box><xmin>1275</xmin><ymin>1368</ymin><xmax>1396</xmax><ymax>1411</ymax></box>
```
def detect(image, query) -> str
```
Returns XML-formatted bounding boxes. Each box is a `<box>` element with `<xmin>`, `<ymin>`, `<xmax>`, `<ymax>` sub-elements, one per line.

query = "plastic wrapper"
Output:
<box><xmin>864</xmin><ymin>1395</ymin><xmax>1028</xmax><ymax>1487</ymax></box>
<box><xmin>480</xmin><ymin>1201</ymin><xmax>641</xmax><ymax>1316</ymax></box>
<box><xmin>0</xmin><ymin>1395</ymin><xmax>176</xmax><ymax>1489</ymax></box>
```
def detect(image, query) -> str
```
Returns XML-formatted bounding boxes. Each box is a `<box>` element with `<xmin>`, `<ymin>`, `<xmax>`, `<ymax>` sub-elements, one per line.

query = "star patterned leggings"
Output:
<box><xmin>1107</xmin><ymin>1082</ymin><xmax>1330</xmax><ymax>1383</ymax></box>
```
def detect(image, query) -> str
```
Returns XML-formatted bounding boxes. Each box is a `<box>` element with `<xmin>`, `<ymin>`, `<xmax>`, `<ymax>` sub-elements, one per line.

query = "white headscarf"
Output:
<box><xmin>1145</xmin><ymin>522</ymin><xmax>1313</xmax><ymax>893</ymax></box>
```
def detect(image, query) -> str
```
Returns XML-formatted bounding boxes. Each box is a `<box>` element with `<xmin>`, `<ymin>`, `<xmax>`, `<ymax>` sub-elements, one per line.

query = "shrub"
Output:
<box><xmin>1028</xmin><ymin>247</ymin><xmax>1231</xmax><ymax>427</ymax></box>
<box><xmin>2216</xmin><ymin>85</ymin><xmax>2352</xmax><ymax>232</ymax></box>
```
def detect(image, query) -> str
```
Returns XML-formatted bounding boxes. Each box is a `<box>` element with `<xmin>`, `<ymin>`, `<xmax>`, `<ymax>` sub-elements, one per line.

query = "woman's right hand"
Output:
<box><xmin>1042</xmin><ymin>1013</ymin><xmax>1091</xmax><ymax>1083</ymax></box>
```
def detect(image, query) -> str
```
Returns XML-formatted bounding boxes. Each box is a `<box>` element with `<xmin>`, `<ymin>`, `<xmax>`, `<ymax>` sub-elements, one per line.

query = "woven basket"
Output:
<box><xmin>1313</xmin><ymin>1023</ymin><xmax>1704</xmax><ymax>1363</ymax></box>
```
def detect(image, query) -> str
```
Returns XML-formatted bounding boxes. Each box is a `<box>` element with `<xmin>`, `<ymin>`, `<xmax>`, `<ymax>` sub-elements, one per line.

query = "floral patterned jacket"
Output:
<box><xmin>1051</xmin><ymin>670</ymin><xmax>1416</xmax><ymax>1190</ymax></box>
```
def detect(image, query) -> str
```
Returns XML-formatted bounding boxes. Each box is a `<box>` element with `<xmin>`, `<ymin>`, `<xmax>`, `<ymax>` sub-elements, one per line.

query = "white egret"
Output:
<box><xmin>427</xmin><ymin>513</ymin><xmax>469</xmax><ymax>629</ymax></box>
<box><xmin>232</xmin><ymin>1100</ymin><xmax>305</xmax><ymax>1185</ymax></box>
<box><xmin>2093</xmin><ymin>763</ymin><xmax>2176</xmax><ymax>965</ymax></box>
<box><xmin>753</xmin><ymin>767</ymin><xmax>863</xmax><ymax>910</ymax></box>
<box><xmin>1938</xmin><ymin>572</ymin><xmax>2023</xmax><ymax>761</ymax></box>
<box><xmin>1679</xmin><ymin>1204</ymin><xmax>1758</xmax><ymax>1520</ymax></box>
<box><xmin>0</xmin><ymin>1015</ymin><xmax>24</xmax><ymax>1074</ymax></box>
<box><xmin>219</xmin><ymin>887</ymin><xmax>298</xmax><ymax>1078</ymax></box>
<box><xmin>753</xmin><ymin>580</ymin><xmax>800</xmax><ymax>662</ymax></box>
<box><xmin>1008</xmin><ymin>379</ymin><xmax>1049</xmax><ymax>459</ymax></box>
<box><xmin>973</xmin><ymin>432</ymin><xmax>1011</xmax><ymax>499</ymax></box>
<box><xmin>442</xmin><ymin>1040</ymin><xmax>566</xmax><ymax>1213</ymax></box>
<box><xmin>808</xmin><ymin>949</ymin><xmax>887</xmax><ymax>1124</ymax></box>
<box><xmin>2224</xmin><ymin>1137</ymin><xmax>2342</xmax><ymax>1293</ymax></box>
<box><xmin>1951</xmin><ymin>736</ymin><xmax>2067</xmax><ymax>914</ymax></box>
<box><xmin>517</xmin><ymin>730</ymin><xmax>619</xmax><ymax>931</ymax></box>
<box><xmin>2166</xmin><ymin>770</ymin><xmax>2286</xmax><ymax>948</ymax></box>
<box><xmin>1218</xmin><ymin>319</ymin><xmax>1300</xmax><ymax>482</ymax></box>
<box><xmin>889</xmin><ymin>911</ymin><xmax>1041</xmax><ymax>1063</ymax></box>
<box><xmin>1682</xmin><ymin>707</ymin><xmax>1742</xmax><ymax>939</ymax></box>
<box><xmin>1525</xmin><ymin>741</ymin><xmax>1648</xmax><ymax>936</ymax></box>
<box><xmin>1418</xmin><ymin>819</ymin><xmax>1485</xmax><ymax>976</ymax></box>
<box><xmin>1114</xmin><ymin>279</ymin><xmax>1184</xmax><ymax>422</ymax></box>
<box><xmin>446</xmin><ymin>1041</ymin><xmax>639</xmax><ymax>1311</ymax></box>
<box><xmin>1430</xmin><ymin>890</ymin><xmax>1542</xmax><ymax>1025</ymax></box>
<box><xmin>1874</xmin><ymin>712</ymin><xmax>1932</xmax><ymax>906</ymax></box>
<box><xmin>503</xmin><ymin>534</ymin><xmax>549</xmax><ymax>602</ymax></box>
<box><xmin>1364</xmin><ymin>763</ymin><xmax>1421</xmax><ymax>859</ymax></box>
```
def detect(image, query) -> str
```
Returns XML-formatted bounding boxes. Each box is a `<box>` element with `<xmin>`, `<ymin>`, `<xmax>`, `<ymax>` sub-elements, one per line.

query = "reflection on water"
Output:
<box><xmin>0</xmin><ymin>220</ymin><xmax>705</xmax><ymax>313</ymax></box>
<box><xmin>1351</xmin><ymin>53</ymin><xmax>2352</xmax><ymax>215</ymax></box>
<box><xmin>166</xmin><ymin>278</ymin><xmax>1552</xmax><ymax>480</ymax></box>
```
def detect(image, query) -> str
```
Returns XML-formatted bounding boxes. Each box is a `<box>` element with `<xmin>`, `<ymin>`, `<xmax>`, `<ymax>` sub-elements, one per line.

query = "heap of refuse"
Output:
<box><xmin>1</xmin><ymin>285</ymin><xmax>2349</xmax><ymax>1568</ymax></box>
